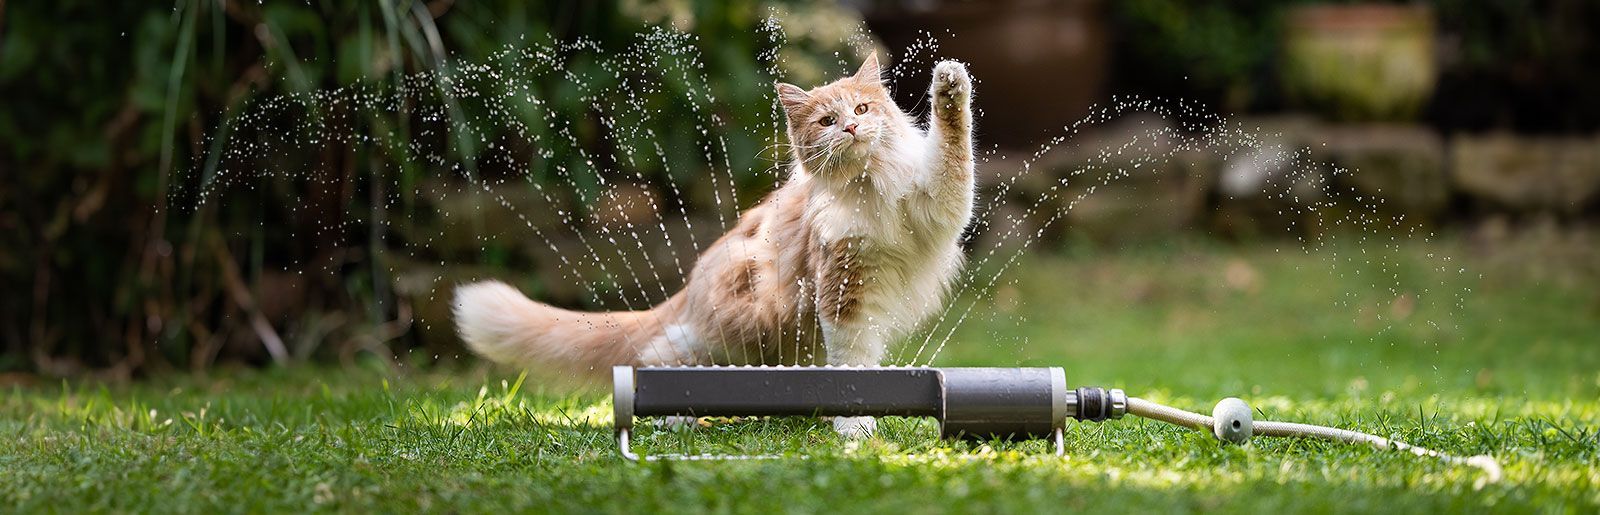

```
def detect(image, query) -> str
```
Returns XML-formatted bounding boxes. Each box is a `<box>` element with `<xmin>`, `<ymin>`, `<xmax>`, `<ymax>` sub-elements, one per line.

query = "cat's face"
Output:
<box><xmin>776</xmin><ymin>54</ymin><xmax>900</xmax><ymax>173</ymax></box>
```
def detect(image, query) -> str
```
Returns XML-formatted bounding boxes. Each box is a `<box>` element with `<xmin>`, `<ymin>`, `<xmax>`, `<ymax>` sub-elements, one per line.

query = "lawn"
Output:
<box><xmin>3</xmin><ymin>234</ymin><xmax>1598</xmax><ymax>512</ymax></box>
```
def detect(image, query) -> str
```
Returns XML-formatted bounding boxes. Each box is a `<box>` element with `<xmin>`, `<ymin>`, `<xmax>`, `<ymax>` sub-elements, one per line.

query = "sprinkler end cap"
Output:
<box><xmin>1212</xmin><ymin>397</ymin><xmax>1253</xmax><ymax>444</ymax></box>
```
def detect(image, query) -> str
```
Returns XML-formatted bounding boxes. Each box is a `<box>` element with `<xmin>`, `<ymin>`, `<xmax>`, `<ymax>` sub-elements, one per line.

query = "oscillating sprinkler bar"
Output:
<box><xmin>614</xmin><ymin>366</ymin><xmax>1097</xmax><ymax>442</ymax></box>
<box><xmin>611</xmin><ymin>366</ymin><xmax>1501</xmax><ymax>483</ymax></box>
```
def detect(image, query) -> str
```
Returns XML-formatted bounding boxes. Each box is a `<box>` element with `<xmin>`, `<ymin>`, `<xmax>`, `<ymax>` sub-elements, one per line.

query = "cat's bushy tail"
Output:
<box><xmin>453</xmin><ymin>281</ymin><xmax>673</xmax><ymax>374</ymax></box>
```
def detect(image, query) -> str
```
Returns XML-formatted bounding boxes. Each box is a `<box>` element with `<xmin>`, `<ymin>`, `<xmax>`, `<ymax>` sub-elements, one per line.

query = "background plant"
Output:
<box><xmin>0</xmin><ymin>0</ymin><xmax>858</xmax><ymax>377</ymax></box>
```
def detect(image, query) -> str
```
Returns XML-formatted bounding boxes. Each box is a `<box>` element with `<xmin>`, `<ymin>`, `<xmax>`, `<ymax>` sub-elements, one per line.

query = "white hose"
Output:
<box><xmin>1127</xmin><ymin>397</ymin><xmax>1212</xmax><ymax>430</ymax></box>
<box><xmin>1127</xmin><ymin>397</ymin><xmax>1503</xmax><ymax>483</ymax></box>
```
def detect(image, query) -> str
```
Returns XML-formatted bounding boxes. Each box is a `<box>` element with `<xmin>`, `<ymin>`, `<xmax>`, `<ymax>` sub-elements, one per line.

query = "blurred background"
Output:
<box><xmin>1</xmin><ymin>0</ymin><xmax>1596</xmax><ymax>386</ymax></box>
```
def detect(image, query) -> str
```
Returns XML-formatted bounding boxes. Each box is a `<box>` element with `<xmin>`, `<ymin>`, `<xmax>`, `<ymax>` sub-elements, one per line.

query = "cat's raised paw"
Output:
<box><xmin>932</xmin><ymin>61</ymin><xmax>971</xmax><ymax>101</ymax></box>
<box><xmin>833</xmin><ymin>416</ymin><xmax>877</xmax><ymax>439</ymax></box>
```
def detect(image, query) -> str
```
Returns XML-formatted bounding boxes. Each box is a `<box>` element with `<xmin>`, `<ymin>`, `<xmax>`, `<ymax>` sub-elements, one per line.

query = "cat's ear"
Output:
<box><xmin>853</xmin><ymin>52</ymin><xmax>883</xmax><ymax>84</ymax></box>
<box><xmin>775</xmin><ymin>82</ymin><xmax>811</xmax><ymax>112</ymax></box>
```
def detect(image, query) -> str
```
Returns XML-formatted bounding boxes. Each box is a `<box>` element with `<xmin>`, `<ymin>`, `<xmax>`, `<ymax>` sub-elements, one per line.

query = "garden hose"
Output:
<box><xmin>1125</xmin><ymin>396</ymin><xmax>1503</xmax><ymax>482</ymax></box>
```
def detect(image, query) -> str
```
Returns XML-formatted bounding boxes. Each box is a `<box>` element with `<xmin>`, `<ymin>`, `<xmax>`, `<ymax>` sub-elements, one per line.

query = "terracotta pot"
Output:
<box><xmin>1281</xmin><ymin>4</ymin><xmax>1436</xmax><ymax>122</ymax></box>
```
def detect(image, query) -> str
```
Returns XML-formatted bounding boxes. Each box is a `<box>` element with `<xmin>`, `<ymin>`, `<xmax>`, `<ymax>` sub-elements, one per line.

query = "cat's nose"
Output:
<box><xmin>842</xmin><ymin>123</ymin><xmax>858</xmax><ymax>135</ymax></box>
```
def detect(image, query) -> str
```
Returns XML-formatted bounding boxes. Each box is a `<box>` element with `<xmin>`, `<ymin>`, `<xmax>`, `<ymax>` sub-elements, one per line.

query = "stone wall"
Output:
<box><xmin>976</xmin><ymin>118</ymin><xmax>1600</xmax><ymax>243</ymax></box>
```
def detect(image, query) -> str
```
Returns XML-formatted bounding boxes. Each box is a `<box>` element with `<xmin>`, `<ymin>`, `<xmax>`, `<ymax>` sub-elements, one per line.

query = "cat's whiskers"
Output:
<box><xmin>811</xmin><ymin>137</ymin><xmax>852</xmax><ymax>176</ymax></box>
<box><xmin>799</xmin><ymin>143</ymin><xmax>832</xmax><ymax>174</ymax></box>
<box><xmin>763</xmin><ymin>139</ymin><xmax>833</xmax><ymax>173</ymax></box>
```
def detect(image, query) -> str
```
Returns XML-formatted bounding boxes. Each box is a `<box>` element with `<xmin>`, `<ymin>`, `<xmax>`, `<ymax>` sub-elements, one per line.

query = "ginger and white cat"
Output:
<box><xmin>454</xmin><ymin>54</ymin><xmax>975</xmax><ymax>437</ymax></box>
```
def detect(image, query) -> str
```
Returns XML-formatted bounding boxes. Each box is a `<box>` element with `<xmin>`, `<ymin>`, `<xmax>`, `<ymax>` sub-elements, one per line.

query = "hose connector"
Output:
<box><xmin>1065</xmin><ymin>387</ymin><xmax>1127</xmax><ymax>422</ymax></box>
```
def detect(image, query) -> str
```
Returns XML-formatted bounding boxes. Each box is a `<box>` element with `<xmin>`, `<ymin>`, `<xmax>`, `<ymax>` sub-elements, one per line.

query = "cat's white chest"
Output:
<box><xmin>807</xmin><ymin>186</ymin><xmax>905</xmax><ymax>244</ymax></box>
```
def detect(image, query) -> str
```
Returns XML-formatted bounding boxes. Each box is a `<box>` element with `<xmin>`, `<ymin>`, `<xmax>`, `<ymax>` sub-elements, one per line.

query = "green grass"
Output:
<box><xmin>4</xmin><ymin>235</ymin><xmax>1598</xmax><ymax>512</ymax></box>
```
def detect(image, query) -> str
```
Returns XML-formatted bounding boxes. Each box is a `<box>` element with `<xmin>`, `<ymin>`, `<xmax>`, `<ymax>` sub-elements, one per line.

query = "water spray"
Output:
<box><xmin>611</xmin><ymin>366</ymin><xmax>1502</xmax><ymax>482</ymax></box>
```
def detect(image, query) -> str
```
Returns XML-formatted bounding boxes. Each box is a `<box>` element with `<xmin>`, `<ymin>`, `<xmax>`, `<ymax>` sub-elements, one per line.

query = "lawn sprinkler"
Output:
<box><xmin>611</xmin><ymin>366</ymin><xmax>1502</xmax><ymax>482</ymax></box>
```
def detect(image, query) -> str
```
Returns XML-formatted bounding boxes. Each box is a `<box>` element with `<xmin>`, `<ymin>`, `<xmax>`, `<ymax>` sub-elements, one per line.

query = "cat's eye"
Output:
<box><xmin>855</xmin><ymin>103</ymin><xmax>869</xmax><ymax>115</ymax></box>
<box><xmin>819</xmin><ymin>116</ymin><xmax>836</xmax><ymax>127</ymax></box>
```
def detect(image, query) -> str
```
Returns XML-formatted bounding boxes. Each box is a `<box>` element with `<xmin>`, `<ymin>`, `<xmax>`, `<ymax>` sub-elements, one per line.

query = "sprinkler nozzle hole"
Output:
<box><xmin>1212</xmin><ymin>397</ymin><xmax>1254</xmax><ymax>444</ymax></box>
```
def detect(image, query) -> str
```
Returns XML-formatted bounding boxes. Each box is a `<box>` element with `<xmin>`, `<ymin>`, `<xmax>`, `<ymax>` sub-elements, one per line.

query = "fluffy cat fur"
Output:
<box><xmin>454</xmin><ymin>54</ymin><xmax>975</xmax><ymax>437</ymax></box>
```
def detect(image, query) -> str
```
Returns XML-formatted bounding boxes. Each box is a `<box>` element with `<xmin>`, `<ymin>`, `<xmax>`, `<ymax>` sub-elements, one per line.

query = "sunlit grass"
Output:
<box><xmin>2</xmin><ymin>237</ymin><xmax>1597</xmax><ymax>512</ymax></box>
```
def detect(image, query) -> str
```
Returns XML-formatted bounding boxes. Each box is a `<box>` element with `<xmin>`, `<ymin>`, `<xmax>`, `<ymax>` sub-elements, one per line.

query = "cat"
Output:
<box><xmin>453</xmin><ymin>53</ymin><xmax>975</xmax><ymax>438</ymax></box>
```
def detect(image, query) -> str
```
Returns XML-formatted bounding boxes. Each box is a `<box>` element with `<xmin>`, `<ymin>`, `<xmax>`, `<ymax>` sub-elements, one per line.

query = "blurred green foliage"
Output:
<box><xmin>1111</xmin><ymin>0</ymin><xmax>1286</xmax><ymax>112</ymax></box>
<box><xmin>1431</xmin><ymin>0</ymin><xmax>1600</xmax><ymax>132</ymax></box>
<box><xmin>1110</xmin><ymin>0</ymin><xmax>1600</xmax><ymax>130</ymax></box>
<box><xmin>0</xmin><ymin>0</ymin><xmax>858</xmax><ymax>376</ymax></box>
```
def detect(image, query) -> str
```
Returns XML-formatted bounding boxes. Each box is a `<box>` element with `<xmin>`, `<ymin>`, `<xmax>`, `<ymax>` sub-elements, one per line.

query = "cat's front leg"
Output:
<box><xmin>825</xmin><ymin>329</ymin><xmax>876</xmax><ymax>438</ymax></box>
<box><xmin>931</xmin><ymin>61</ymin><xmax>972</xmax><ymax>128</ymax></box>
<box><xmin>819</xmin><ymin>319</ymin><xmax>885</xmax><ymax>439</ymax></box>
<box><xmin>813</xmin><ymin>237</ymin><xmax>884</xmax><ymax>439</ymax></box>
<box><xmin>927</xmin><ymin>61</ymin><xmax>974</xmax><ymax>189</ymax></box>
<box><xmin>820</xmin><ymin>321</ymin><xmax>887</xmax><ymax>366</ymax></box>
